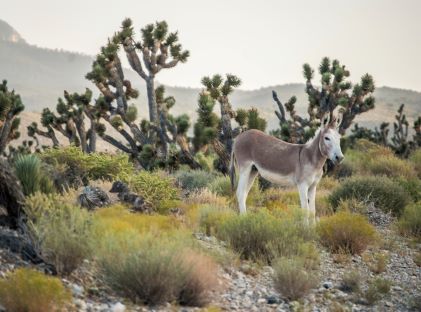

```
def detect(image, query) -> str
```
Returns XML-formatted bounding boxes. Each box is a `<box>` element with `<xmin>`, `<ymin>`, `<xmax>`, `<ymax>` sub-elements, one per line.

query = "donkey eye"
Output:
<box><xmin>324</xmin><ymin>137</ymin><xmax>330</xmax><ymax>141</ymax></box>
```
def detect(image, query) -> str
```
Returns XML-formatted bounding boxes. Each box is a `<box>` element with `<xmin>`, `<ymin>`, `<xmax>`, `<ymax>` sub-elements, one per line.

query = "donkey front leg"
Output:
<box><xmin>297</xmin><ymin>183</ymin><xmax>310</xmax><ymax>223</ymax></box>
<box><xmin>236</xmin><ymin>164</ymin><xmax>253</xmax><ymax>214</ymax></box>
<box><xmin>308</xmin><ymin>182</ymin><xmax>318</xmax><ymax>224</ymax></box>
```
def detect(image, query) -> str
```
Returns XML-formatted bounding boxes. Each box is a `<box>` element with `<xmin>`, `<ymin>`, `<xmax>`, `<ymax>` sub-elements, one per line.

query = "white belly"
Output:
<box><xmin>255</xmin><ymin>165</ymin><xmax>295</xmax><ymax>186</ymax></box>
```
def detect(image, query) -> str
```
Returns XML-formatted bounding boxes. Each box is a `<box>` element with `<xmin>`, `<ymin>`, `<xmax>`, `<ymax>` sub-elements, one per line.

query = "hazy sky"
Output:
<box><xmin>2</xmin><ymin>0</ymin><xmax>421</xmax><ymax>91</ymax></box>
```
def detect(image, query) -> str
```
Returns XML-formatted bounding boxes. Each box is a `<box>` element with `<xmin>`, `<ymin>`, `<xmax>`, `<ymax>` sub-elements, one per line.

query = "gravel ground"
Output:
<box><xmin>0</xmin><ymin>207</ymin><xmax>420</xmax><ymax>312</ymax></box>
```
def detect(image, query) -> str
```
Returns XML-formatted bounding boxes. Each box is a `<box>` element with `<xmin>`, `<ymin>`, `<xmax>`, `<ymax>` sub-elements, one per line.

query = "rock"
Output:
<box><xmin>0</xmin><ymin>303</ymin><xmax>5</xmax><ymax>312</ymax></box>
<box><xmin>110</xmin><ymin>302</ymin><xmax>126</xmax><ymax>312</ymax></box>
<box><xmin>73</xmin><ymin>298</ymin><xmax>87</xmax><ymax>311</ymax></box>
<box><xmin>267</xmin><ymin>295</ymin><xmax>279</xmax><ymax>304</ymax></box>
<box><xmin>323</xmin><ymin>281</ymin><xmax>333</xmax><ymax>289</ymax></box>
<box><xmin>257</xmin><ymin>298</ymin><xmax>266</xmax><ymax>304</ymax></box>
<box><xmin>71</xmin><ymin>283</ymin><xmax>84</xmax><ymax>297</ymax></box>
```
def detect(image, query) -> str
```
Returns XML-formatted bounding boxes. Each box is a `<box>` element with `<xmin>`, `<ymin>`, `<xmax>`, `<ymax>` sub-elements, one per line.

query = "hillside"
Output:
<box><xmin>1</xmin><ymin>19</ymin><xmax>420</xmax><ymax>136</ymax></box>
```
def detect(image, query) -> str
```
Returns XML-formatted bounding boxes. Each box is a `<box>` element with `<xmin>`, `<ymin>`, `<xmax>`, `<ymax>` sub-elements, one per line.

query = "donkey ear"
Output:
<box><xmin>335</xmin><ymin>112</ymin><xmax>343</xmax><ymax>129</ymax></box>
<box><xmin>321</xmin><ymin>112</ymin><xmax>330</xmax><ymax>127</ymax></box>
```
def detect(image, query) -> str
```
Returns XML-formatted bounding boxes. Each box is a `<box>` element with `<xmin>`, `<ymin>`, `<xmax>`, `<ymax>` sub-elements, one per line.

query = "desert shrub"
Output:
<box><xmin>178</xmin><ymin>249</ymin><xmax>219</xmax><ymax>306</ymax></box>
<box><xmin>413</xmin><ymin>252</ymin><xmax>421</xmax><ymax>267</ymax></box>
<box><xmin>315</xmin><ymin>192</ymin><xmax>334</xmax><ymax>217</ymax></box>
<box><xmin>365</xmin><ymin>154</ymin><xmax>415</xmax><ymax>179</ymax></box>
<box><xmin>409</xmin><ymin>149</ymin><xmax>421</xmax><ymax>178</ymax></box>
<box><xmin>93</xmin><ymin>204</ymin><xmax>181</xmax><ymax>237</ymax></box>
<box><xmin>395</xmin><ymin>177</ymin><xmax>421</xmax><ymax>203</ymax></box>
<box><xmin>185</xmin><ymin>188</ymin><xmax>228</xmax><ymax>207</ymax></box>
<box><xmin>96</xmin><ymin>233</ymin><xmax>217</xmax><ymax>306</ymax></box>
<box><xmin>25</xmin><ymin>193</ymin><xmax>93</xmax><ymax>275</ymax></box>
<box><xmin>219</xmin><ymin>209</ymin><xmax>314</xmax><ymax>263</ymax></box>
<box><xmin>368</xmin><ymin>253</ymin><xmax>388</xmax><ymax>274</ymax></box>
<box><xmin>120</xmin><ymin>171</ymin><xmax>180</xmax><ymax>211</ymax></box>
<box><xmin>41</xmin><ymin>146</ymin><xmax>133</xmax><ymax>188</ymax></box>
<box><xmin>198</xmin><ymin>205</ymin><xmax>236</xmax><ymax>236</ymax></box>
<box><xmin>339</xmin><ymin>270</ymin><xmax>361</xmax><ymax>292</ymax></box>
<box><xmin>331</xmin><ymin>160</ymin><xmax>354</xmax><ymax>179</ymax></box>
<box><xmin>329</xmin><ymin>176</ymin><xmax>410</xmax><ymax>216</ymax></box>
<box><xmin>398</xmin><ymin>202</ymin><xmax>421</xmax><ymax>238</ymax></box>
<box><xmin>175</xmin><ymin>169</ymin><xmax>216</xmax><ymax>191</ymax></box>
<box><xmin>208</xmin><ymin>175</ymin><xmax>233</xmax><ymax>197</ymax></box>
<box><xmin>318</xmin><ymin>176</ymin><xmax>340</xmax><ymax>190</ymax></box>
<box><xmin>0</xmin><ymin>268</ymin><xmax>71</xmax><ymax>312</ymax></box>
<box><xmin>194</xmin><ymin>152</ymin><xmax>216</xmax><ymax>172</ymax></box>
<box><xmin>365</xmin><ymin>278</ymin><xmax>391</xmax><ymax>304</ymax></box>
<box><xmin>273</xmin><ymin>256</ymin><xmax>319</xmax><ymax>300</ymax></box>
<box><xmin>317</xmin><ymin>211</ymin><xmax>377</xmax><ymax>255</ymax></box>
<box><xmin>336</xmin><ymin>198</ymin><xmax>367</xmax><ymax>214</ymax></box>
<box><xmin>14</xmin><ymin>154</ymin><xmax>54</xmax><ymax>195</ymax></box>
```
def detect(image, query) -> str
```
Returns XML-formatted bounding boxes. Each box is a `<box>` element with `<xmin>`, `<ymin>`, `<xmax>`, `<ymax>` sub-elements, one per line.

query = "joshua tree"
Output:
<box><xmin>193</xmin><ymin>91</ymin><xmax>219</xmax><ymax>152</ymax></box>
<box><xmin>200</xmin><ymin>74</ymin><xmax>241</xmax><ymax>172</ymax></box>
<box><xmin>117</xmin><ymin>18</ymin><xmax>189</xmax><ymax>155</ymax></box>
<box><xmin>272</xmin><ymin>57</ymin><xmax>375</xmax><ymax>143</ymax></box>
<box><xmin>235</xmin><ymin>108</ymin><xmax>267</xmax><ymax>133</ymax></box>
<box><xmin>0</xmin><ymin>80</ymin><xmax>24</xmax><ymax>154</ymax></box>
<box><xmin>28</xmin><ymin>89</ymin><xmax>99</xmax><ymax>153</ymax></box>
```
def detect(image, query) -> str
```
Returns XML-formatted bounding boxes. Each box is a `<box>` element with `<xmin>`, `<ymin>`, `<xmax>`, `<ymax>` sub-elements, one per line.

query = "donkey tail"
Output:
<box><xmin>229</xmin><ymin>149</ymin><xmax>236</xmax><ymax>191</ymax></box>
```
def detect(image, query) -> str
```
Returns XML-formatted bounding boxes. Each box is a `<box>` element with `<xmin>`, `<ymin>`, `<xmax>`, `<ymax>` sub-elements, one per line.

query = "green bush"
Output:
<box><xmin>317</xmin><ymin>211</ymin><xmax>377</xmax><ymax>255</ymax></box>
<box><xmin>208</xmin><ymin>175</ymin><xmax>233</xmax><ymax>197</ymax></box>
<box><xmin>175</xmin><ymin>169</ymin><xmax>216</xmax><ymax>191</ymax></box>
<box><xmin>395</xmin><ymin>177</ymin><xmax>421</xmax><ymax>203</ymax></box>
<box><xmin>25</xmin><ymin>192</ymin><xmax>93</xmax><ymax>275</ymax></box>
<box><xmin>409</xmin><ymin>149</ymin><xmax>421</xmax><ymax>178</ymax></box>
<box><xmin>218</xmin><ymin>209</ymin><xmax>314</xmax><ymax>263</ymax></box>
<box><xmin>273</xmin><ymin>256</ymin><xmax>319</xmax><ymax>300</ymax></box>
<box><xmin>398</xmin><ymin>202</ymin><xmax>421</xmax><ymax>238</ymax></box>
<box><xmin>96</xmin><ymin>234</ymin><xmax>217</xmax><ymax>306</ymax></box>
<box><xmin>198</xmin><ymin>205</ymin><xmax>236</xmax><ymax>236</ymax></box>
<box><xmin>14</xmin><ymin>154</ymin><xmax>54</xmax><ymax>195</ymax></box>
<box><xmin>329</xmin><ymin>176</ymin><xmax>410</xmax><ymax>216</ymax></box>
<box><xmin>339</xmin><ymin>271</ymin><xmax>361</xmax><ymax>292</ymax></box>
<box><xmin>0</xmin><ymin>268</ymin><xmax>71</xmax><ymax>312</ymax></box>
<box><xmin>41</xmin><ymin>146</ymin><xmax>133</xmax><ymax>188</ymax></box>
<box><xmin>120</xmin><ymin>171</ymin><xmax>180</xmax><ymax>212</ymax></box>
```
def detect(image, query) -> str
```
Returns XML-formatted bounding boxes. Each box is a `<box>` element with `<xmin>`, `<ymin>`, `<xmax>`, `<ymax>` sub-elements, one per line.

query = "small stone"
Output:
<box><xmin>246</xmin><ymin>290</ymin><xmax>253</xmax><ymax>296</ymax></box>
<box><xmin>267</xmin><ymin>295</ymin><xmax>279</xmax><ymax>304</ymax></box>
<box><xmin>385</xmin><ymin>301</ymin><xmax>393</xmax><ymax>307</ymax></box>
<box><xmin>110</xmin><ymin>302</ymin><xmax>125</xmax><ymax>312</ymax></box>
<box><xmin>71</xmin><ymin>284</ymin><xmax>84</xmax><ymax>297</ymax></box>
<box><xmin>323</xmin><ymin>281</ymin><xmax>333</xmax><ymax>289</ymax></box>
<box><xmin>257</xmin><ymin>298</ymin><xmax>266</xmax><ymax>304</ymax></box>
<box><xmin>73</xmin><ymin>298</ymin><xmax>87</xmax><ymax>311</ymax></box>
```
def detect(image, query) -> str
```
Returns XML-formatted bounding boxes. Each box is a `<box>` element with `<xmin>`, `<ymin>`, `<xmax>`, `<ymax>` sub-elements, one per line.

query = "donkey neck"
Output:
<box><xmin>302</xmin><ymin>130</ymin><xmax>327</xmax><ymax>170</ymax></box>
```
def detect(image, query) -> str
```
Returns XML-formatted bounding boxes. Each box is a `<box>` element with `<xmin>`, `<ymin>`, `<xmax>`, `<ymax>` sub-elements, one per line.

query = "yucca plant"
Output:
<box><xmin>14</xmin><ymin>154</ymin><xmax>42</xmax><ymax>196</ymax></box>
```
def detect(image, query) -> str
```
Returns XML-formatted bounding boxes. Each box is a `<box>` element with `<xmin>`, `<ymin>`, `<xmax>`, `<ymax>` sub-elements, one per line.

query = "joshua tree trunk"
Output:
<box><xmin>0</xmin><ymin>116</ymin><xmax>12</xmax><ymax>154</ymax></box>
<box><xmin>146</xmin><ymin>77</ymin><xmax>158</xmax><ymax>125</ymax></box>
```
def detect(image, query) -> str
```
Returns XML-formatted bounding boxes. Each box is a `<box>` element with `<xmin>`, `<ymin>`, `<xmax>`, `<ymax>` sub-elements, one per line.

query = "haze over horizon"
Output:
<box><xmin>2</xmin><ymin>0</ymin><xmax>421</xmax><ymax>91</ymax></box>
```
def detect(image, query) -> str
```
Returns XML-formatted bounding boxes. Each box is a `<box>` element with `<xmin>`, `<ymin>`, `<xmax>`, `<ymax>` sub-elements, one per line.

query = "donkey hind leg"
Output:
<box><xmin>236</xmin><ymin>164</ymin><xmax>253</xmax><ymax>214</ymax></box>
<box><xmin>246</xmin><ymin>167</ymin><xmax>259</xmax><ymax>194</ymax></box>
<box><xmin>297</xmin><ymin>183</ymin><xmax>310</xmax><ymax>223</ymax></box>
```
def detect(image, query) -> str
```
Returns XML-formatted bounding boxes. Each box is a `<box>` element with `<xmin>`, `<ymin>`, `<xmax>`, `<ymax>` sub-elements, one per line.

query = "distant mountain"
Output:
<box><xmin>0</xmin><ymin>19</ymin><xmax>25</xmax><ymax>43</ymax></box>
<box><xmin>1</xmin><ymin>19</ymin><xmax>420</xmax><ymax>136</ymax></box>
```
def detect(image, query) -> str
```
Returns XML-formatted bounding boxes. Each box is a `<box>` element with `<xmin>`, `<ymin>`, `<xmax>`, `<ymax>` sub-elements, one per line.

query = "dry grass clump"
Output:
<box><xmin>339</xmin><ymin>270</ymin><xmax>361</xmax><ymax>292</ymax></box>
<box><xmin>0</xmin><ymin>268</ymin><xmax>71</xmax><ymax>312</ymax></box>
<box><xmin>175</xmin><ymin>169</ymin><xmax>216</xmax><ymax>191</ymax></box>
<box><xmin>273</xmin><ymin>256</ymin><xmax>319</xmax><ymax>300</ymax></box>
<box><xmin>178</xmin><ymin>249</ymin><xmax>219</xmax><ymax>306</ymax></box>
<box><xmin>185</xmin><ymin>188</ymin><xmax>228</xmax><ymax>207</ymax></box>
<box><xmin>96</xmin><ymin>233</ymin><xmax>218</xmax><ymax>306</ymax></box>
<box><xmin>329</xmin><ymin>176</ymin><xmax>410</xmax><ymax>216</ymax></box>
<box><xmin>219</xmin><ymin>209</ymin><xmax>314</xmax><ymax>263</ymax></box>
<box><xmin>317</xmin><ymin>211</ymin><xmax>377</xmax><ymax>255</ymax></box>
<box><xmin>409</xmin><ymin>149</ymin><xmax>421</xmax><ymax>178</ymax></box>
<box><xmin>367</xmin><ymin>253</ymin><xmax>388</xmax><ymax>274</ymax></box>
<box><xmin>398</xmin><ymin>202</ymin><xmax>421</xmax><ymax>238</ymax></box>
<box><xmin>336</xmin><ymin>198</ymin><xmax>368</xmax><ymax>214</ymax></box>
<box><xmin>25</xmin><ymin>192</ymin><xmax>93</xmax><ymax>275</ymax></box>
<box><xmin>364</xmin><ymin>278</ymin><xmax>392</xmax><ymax>304</ymax></box>
<box><xmin>198</xmin><ymin>204</ymin><xmax>236</xmax><ymax>236</ymax></box>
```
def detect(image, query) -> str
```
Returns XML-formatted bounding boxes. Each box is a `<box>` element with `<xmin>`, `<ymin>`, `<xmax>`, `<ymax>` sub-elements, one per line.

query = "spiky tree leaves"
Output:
<box><xmin>29</xmin><ymin>89</ymin><xmax>99</xmax><ymax>153</ymax></box>
<box><xmin>0</xmin><ymin>80</ymin><xmax>24</xmax><ymax>154</ymax></box>
<box><xmin>272</xmin><ymin>57</ymin><xmax>375</xmax><ymax>143</ymax></box>
<box><xmin>193</xmin><ymin>92</ymin><xmax>219</xmax><ymax>151</ymax></box>
<box><xmin>118</xmin><ymin>18</ymin><xmax>189</xmax><ymax>144</ymax></box>
<box><xmin>303</xmin><ymin>57</ymin><xmax>375</xmax><ymax>134</ymax></box>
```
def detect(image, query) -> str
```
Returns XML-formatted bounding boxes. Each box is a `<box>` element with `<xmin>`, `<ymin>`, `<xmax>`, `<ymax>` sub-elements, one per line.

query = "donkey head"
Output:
<box><xmin>319</xmin><ymin>112</ymin><xmax>344</xmax><ymax>164</ymax></box>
